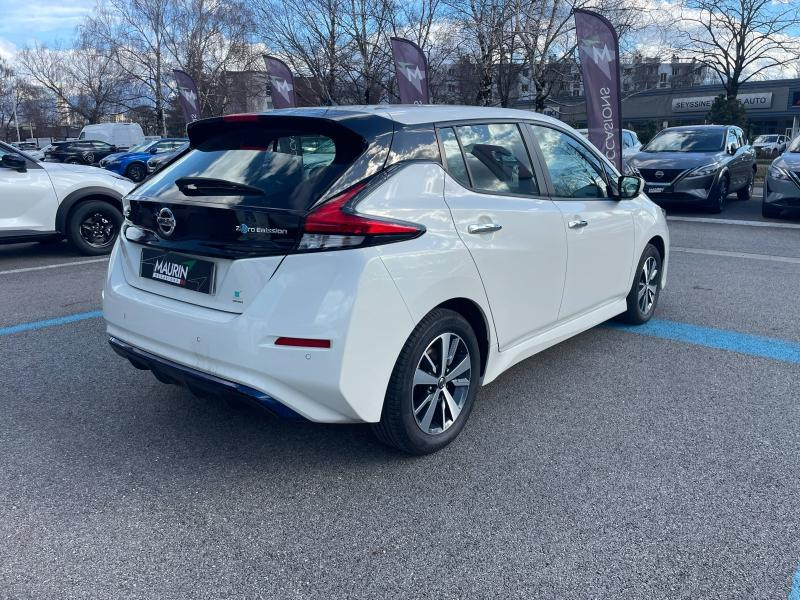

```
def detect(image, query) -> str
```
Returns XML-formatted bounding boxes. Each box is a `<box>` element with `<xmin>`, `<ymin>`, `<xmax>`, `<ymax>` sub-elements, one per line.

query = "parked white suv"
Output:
<box><xmin>0</xmin><ymin>142</ymin><xmax>134</xmax><ymax>254</ymax></box>
<box><xmin>104</xmin><ymin>106</ymin><xmax>669</xmax><ymax>454</ymax></box>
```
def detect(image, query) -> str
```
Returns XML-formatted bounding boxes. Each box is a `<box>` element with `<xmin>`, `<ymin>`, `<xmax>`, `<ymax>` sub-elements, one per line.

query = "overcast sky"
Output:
<box><xmin>0</xmin><ymin>0</ymin><xmax>93</xmax><ymax>59</ymax></box>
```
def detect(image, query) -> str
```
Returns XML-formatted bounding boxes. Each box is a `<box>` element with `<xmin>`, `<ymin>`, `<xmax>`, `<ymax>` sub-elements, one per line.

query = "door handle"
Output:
<box><xmin>568</xmin><ymin>219</ymin><xmax>588</xmax><ymax>229</ymax></box>
<box><xmin>467</xmin><ymin>223</ymin><xmax>502</xmax><ymax>234</ymax></box>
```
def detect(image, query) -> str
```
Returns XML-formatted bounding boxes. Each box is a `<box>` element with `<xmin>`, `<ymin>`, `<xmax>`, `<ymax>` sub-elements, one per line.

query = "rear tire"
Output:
<box><xmin>616</xmin><ymin>243</ymin><xmax>662</xmax><ymax>325</ymax></box>
<box><xmin>372</xmin><ymin>309</ymin><xmax>481</xmax><ymax>455</ymax></box>
<box><xmin>66</xmin><ymin>200</ymin><xmax>123</xmax><ymax>256</ymax></box>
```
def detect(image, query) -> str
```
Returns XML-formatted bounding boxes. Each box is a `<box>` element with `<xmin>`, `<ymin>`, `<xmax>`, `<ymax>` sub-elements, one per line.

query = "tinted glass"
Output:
<box><xmin>133</xmin><ymin>127</ymin><xmax>354</xmax><ymax>211</ymax></box>
<box><xmin>439</xmin><ymin>127</ymin><xmax>470</xmax><ymax>188</ymax></box>
<box><xmin>726</xmin><ymin>131</ymin><xmax>738</xmax><ymax>149</ymax></box>
<box><xmin>531</xmin><ymin>125</ymin><xmax>608</xmax><ymax>198</ymax></box>
<box><xmin>644</xmin><ymin>129</ymin><xmax>725</xmax><ymax>152</ymax></box>
<box><xmin>455</xmin><ymin>123</ymin><xmax>538</xmax><ymax>195</ymax></box>
<box><xmin>623</xmin><ymin>131</ymin><xmax>634</xmax><ymax>148</ymax></box>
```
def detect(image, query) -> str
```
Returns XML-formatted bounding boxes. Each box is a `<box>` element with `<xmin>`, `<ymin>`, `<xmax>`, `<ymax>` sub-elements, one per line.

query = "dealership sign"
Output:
<box><xmin>672</xmin><ymin>93</ymin><xmax>773</xmax><ymax>112</ymax></box>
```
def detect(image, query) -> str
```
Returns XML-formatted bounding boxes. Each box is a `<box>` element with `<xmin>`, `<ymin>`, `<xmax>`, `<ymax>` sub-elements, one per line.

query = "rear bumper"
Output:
<box><xmin>109</xmin><ymin>336</ymin><xmax>303</xmax><ymax>419</ymax></box>
<box><xmin>103</xmin><ymin>238</ymin><xmax>415</xmax><ymax>424</ymax></box>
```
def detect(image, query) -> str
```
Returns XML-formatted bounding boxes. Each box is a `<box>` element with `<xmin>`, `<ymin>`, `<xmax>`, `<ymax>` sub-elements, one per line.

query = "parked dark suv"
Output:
<box><xmin>627</xmin><ymin>125</ymin><xmax>757</xmax><ymax>213</ymax></box>
<box><xmin>45</xmin><ymin>140</ymin><xmax>118</xmax><ymax>165</ymax></box>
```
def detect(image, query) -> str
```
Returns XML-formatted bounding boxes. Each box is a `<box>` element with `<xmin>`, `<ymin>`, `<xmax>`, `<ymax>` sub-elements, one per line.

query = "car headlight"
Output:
<box><xmin>687</xmin><ymin>163</ymin><xmax>720</xmax><ymax>178</ymax></box>
<box><xmin>768</xmin><ymin>164</ymin><xmax>792</xmax><ymax>181</ymax></box>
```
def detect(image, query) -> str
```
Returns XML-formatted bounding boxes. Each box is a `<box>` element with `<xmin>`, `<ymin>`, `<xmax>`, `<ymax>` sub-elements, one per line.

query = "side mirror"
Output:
<box><xmin>617</xmin><ymin>175</ymin><xmax>643</xmax><ymax>199</ymax></box>
<box><xmin>728</xmin><ymin>144</ymin><xmax>737</xmax><ymax>155</ymax></box>
<box><xmin>1</xmin><ymin>154</ymin><xmax>27</xmax><ymax>172</ymax></box>
<box><xmin>149</xmin><ymin>147</ymin><xmax>158</xmax><ymax>154</ymax></box>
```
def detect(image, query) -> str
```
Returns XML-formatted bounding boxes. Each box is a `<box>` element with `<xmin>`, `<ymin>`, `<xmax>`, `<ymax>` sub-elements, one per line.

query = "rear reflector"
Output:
<box><xmin>275</xmin><ymin>337</ymin><xmax>331</xmax><ymax>349</ymax></box>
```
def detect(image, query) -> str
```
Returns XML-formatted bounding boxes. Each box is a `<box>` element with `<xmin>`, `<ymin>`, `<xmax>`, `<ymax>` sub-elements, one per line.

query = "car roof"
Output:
<box><xmin>255</xmin><ymin>105</ymin><xmax>566</xmax><ymax>128</ymax></box>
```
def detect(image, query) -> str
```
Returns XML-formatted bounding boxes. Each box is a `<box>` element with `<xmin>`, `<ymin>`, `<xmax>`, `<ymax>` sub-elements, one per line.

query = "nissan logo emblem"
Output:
<box><xmin>654</xmin><ymin>170</ymin><xmax>664</xmax><ymax>179</ymax></box>
<box><xmin>156</xmin><ymin>207</ymin><xmax>176</xmax><ymax>236</ymax></box>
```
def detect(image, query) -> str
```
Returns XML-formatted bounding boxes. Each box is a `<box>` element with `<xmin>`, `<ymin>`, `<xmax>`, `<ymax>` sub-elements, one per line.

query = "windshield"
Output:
<box><xmin>787</xmin><ymin>137</ymin><xmax>800</xmax><ymax>152</ymax></box>
<box><xmin>755</xmin><ymin>135</ymin><xmax>778</xmax><ymax>144</ymax></box>
<box><xmin>644</xmin><ymin>129</ymin><xmax>724</xmax><ymax>153</ymax></box>
<box><xmin>128</xmin><ymin>141</ymin><xmax>156</xmax><ymax>154</ymax></box>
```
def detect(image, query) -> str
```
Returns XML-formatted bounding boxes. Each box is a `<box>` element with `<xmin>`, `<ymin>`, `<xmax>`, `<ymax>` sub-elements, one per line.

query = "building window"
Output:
<box><xmin>572</xmin><ymin>89</ymin><xmax>581</xmax><ymax>97</ymax></box>
<box><xmin>447</xmin><ymin>84</ymin><xmax>456</xmax><ymax>93</ymax></box>
<box><xmin>522</xmin><ymin>68</ymin><xmax>529</xmax><ymax>77</ymax></box>
<box><xmin>521</xmin><ymin>84</ymin><xmax>529</xmax><ymax>92</ymax></box>
<box><xmin>660</xmin><ymin>72</ymin><xmax>667</xmax><ymax>83</ymax></box>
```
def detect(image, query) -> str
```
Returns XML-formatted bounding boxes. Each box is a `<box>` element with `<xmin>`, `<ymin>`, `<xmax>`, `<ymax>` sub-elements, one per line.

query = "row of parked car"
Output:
<box><xmin>586</xmin><ymin>124</ymin><xmax>798</xmax><ymax>219</ymax></box>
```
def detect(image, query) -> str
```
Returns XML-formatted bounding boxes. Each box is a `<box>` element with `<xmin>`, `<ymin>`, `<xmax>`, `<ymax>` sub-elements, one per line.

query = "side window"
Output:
<box><xmin>530</xmin><ymin>125</ymin><xmax>609</xmax><ymax>199</ymax></box>
<box><xmin>438</xmin><ymin>127</ymin><xmax>471</xmax><ymax>188</ymax></box>
<box><xmin>623</xmin><ymin>132</ymin><xmax>634</xmax><ymax>148</ymax></box>
<box><xmin>727</xmin><ymin>130</ymin><xmax>739</xmax><ymax>150</ymax></box>
<box><xmin>454</xmin><ymin>123</ymin><xmax>538</xmax><ymax>195</ymax></box>
<box><xmin>735</xmin><ymin>130</ymin><xmax>745</xmax><ymax>147</ymax></box>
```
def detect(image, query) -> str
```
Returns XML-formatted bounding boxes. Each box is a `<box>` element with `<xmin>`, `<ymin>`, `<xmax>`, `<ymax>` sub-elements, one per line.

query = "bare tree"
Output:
<box><xmin>81</xmin><ymin>0</ymin><xmax>171</xmax><ymax>132</ymax></box>
<box><xmin>681</xmin><ymin>0</ymin><xmax>800</xmax><ymax>98</ymax></box>
<box><xmin>253</xmin><ymin>0</ymin><xmax>349</xmax><ymax>105</ymax></box>
<box><xmin>340</xmin><ymin>0</ymin><xmax>394</xmax><ymax>103</ymax></box>
<box><xmin>17</xmin><ymin>43</ymin><xmax>132</xmax><ymax>125</ymax></box>
<box><xmin>163</xmin><ymin>0</ymin><xmax>258</xmax><ymax>116</ymax></box>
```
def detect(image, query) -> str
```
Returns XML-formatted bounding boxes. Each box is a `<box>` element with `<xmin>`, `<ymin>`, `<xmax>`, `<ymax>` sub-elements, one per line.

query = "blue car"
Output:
<box><xmin>99</xmin><ymin>138</ymin><xmax>187</xmax><ymax>182</ymax></box>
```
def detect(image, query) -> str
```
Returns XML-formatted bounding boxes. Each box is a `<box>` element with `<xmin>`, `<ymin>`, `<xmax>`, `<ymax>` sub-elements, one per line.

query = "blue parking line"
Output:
<box><xmin>790</xmin><ymin>565</ymin><xmax>800</xmax><ymax>600</ymax></box>
<box><xmin>0</xmin><ymin>310</ymin><xmax>103</xmax><ymax>337</ymax></box>
<box><xmin>607</xmin><ymin>318</ymin><xmax>800</xmax><ymax>365</ymax></box>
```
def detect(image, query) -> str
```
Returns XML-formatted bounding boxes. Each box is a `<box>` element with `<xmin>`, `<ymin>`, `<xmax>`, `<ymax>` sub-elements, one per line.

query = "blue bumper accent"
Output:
<box><xmin>109</xmin><ymin>337</ymin><xmax>305</xmax><ymax>420</ymax></box>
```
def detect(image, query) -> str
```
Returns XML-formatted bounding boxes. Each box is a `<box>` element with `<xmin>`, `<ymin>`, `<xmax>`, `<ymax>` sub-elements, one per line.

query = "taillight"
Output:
<box><xmin>299</xmin><ymin>182</ymin><xmax>424</xmax><ymax>251</ymax></box>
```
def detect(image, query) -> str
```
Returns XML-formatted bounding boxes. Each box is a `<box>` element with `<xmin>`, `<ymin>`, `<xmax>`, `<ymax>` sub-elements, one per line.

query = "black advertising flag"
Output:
<box><xmin>574</xmin><ymin>9</ymin><xmax>623</xmax><ymax>171</ymax></box>
<box><xmin>391</xmin><ymin>37</ymin><xmax>430</xmax><ymax>104</ymax></box>
<box><xmin>173</xmin><ymin>69</ymin><xmax>200</xmax><ymax>123</ymax></box>
<box><xmin>263</xmin><ymin>55</ymin><xmax>296</xmax><ymax>109</ymax></box>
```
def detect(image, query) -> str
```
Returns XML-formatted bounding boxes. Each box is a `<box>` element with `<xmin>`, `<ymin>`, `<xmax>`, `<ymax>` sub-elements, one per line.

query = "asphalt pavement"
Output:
<box><xmin>1</xmin><ymin>197</ymin><xmax>799</xmax><ymax>599</ymax></box>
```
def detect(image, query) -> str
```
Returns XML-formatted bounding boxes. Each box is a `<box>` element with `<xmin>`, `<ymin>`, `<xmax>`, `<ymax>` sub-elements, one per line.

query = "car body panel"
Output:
<box><xmin>764</xmin><ymin>151</ymin><xmax>800</xmax><ymax>217</ymax></box>
<box><xmin>103</xmin><ymin>105</ymin><xmax>670</xmax><ymax>422</ymax></box>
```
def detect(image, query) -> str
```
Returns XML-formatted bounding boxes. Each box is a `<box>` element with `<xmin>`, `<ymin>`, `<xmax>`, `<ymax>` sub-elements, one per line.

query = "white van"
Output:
<box><xmin>78</xmin><ymin>123</ymin><xmax>145</xmax><ymax>150</ymax></box>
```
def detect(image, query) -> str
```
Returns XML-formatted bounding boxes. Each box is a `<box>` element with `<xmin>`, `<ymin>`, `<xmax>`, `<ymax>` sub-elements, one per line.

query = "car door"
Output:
<box><xmin>0</xmin><ymin>145</ymin><xmax>59</xmax><ymax>234</ymax></box>
<box><xmin>726</xmin><ymin>128</ymin><xmax>749</xmax><ymax>189</ymax></box>
<box><xmin>439</xmin><ymin>123</ymin><xmax>567</xmax><ymax>350</ymax></box>
<box><xmin>528</xmin><ymin>124</ymin><xmax>635</xmax><ymax>321</ymax></box>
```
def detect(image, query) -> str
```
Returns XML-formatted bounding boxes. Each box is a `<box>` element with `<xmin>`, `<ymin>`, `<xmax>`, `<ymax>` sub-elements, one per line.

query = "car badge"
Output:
<box><xmin>654</xmin><ymin>171</ymin><xmax>664</xmax><ymax>179</ymax></box>
<box><xmin>156</xmin><ymin>207</ymin><xmax>176</xmax><ymax>236</ymax></box>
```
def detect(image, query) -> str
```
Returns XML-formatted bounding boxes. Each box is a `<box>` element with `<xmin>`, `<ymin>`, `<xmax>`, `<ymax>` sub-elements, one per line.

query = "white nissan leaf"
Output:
<box><xmin>103</xmin><ymin>106</ymin><xmax>669</xmax><ymax>454</ymax></box>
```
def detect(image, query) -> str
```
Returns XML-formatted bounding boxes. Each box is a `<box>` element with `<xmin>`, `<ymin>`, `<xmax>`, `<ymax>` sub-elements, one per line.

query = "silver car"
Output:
<box><xmin>753</xmin><ymin>134</ymin><xmax>789</xmax><ymax>158</ymax></box>
<box><xmin>627</xmin><ymin>125</ymin><xmax>756</xmax><ymax>213</ymax></box>
<box><xmin>763</xmin><ymin>136</ymin><xmax>800</xmax><ymax>219</ymax></box>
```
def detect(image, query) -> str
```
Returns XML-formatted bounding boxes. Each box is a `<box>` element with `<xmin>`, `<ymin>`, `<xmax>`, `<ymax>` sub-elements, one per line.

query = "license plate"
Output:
<box><xmin>140</xmin><ymin>248</ymin><xmax>215</xmax><ymax>294</ymax></box>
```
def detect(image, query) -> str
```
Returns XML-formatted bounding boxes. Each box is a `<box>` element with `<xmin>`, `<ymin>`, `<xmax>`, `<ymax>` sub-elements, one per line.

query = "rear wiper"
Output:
<box><xmin>175</xmin><ymin>177</ymin><xmax>264</xmax><ymax>196</ymax></box>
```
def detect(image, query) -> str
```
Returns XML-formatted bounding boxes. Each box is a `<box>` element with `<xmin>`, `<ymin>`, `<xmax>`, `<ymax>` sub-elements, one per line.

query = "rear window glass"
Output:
<box><xmin>132</xmin><ymin>124</ymin><xmax>362</xmax><ymax>211</ymax></box>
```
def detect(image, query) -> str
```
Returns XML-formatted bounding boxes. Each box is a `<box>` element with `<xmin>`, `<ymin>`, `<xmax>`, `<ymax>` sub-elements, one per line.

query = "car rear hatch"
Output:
<box><xmin>119</xmin><ymin>111</ymin><xmax>394</xmax><ymax>313</ymax></box>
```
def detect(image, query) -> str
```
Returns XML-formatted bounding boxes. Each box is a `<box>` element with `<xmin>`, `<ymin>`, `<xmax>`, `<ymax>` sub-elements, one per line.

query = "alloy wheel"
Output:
<box><xmin>637</xmin><ymin>256</ymin><xmax>659</xmax><ymax>315</ymax></box>
<box><xmin>411</xmin><ymin>333</ymin><xmax>472</xmax><ymax>435</ymax></box>
<box><xmin>80</xmin><ymin>211</ymin><xmax>116</xmax><ymax>248</ymax></box>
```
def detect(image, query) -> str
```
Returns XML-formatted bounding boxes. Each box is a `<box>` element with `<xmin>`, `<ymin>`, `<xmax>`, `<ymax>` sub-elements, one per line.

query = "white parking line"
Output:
<box><xmin>667</xmin><ymin>216</ymin><xmax>800</xmax><ymax>230</ymax></box>
<box><xmin>0</xmin><ymin>258</ymin><xmax>108</xmax><ymax>276</ymax></box>
<box><xmin>673</xmin><ymin>246</ymin><xmax>800</xmax><ymax>264</ymax></box>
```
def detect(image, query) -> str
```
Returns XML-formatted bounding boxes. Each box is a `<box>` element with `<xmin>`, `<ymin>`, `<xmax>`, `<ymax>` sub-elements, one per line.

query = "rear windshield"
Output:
<box><xmin>644</xmin><ymin>129</ymin><xmax>724</xmax><ymax>153</ymax></box>
<box><xmin>131</xmin><ymin>123</ymin><xmax>363</xmax><ymax>211</ymax></box>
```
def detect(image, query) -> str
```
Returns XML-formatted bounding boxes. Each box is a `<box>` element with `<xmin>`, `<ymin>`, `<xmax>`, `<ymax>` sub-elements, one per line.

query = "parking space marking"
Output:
<box><xmin>790</xmin><ymin>565</ymin><xmax>800</xmax><ymax>600</ymax></box>
<box><xmin>0</xmin><ymin>258</ymin><xmax>108</xmax><ymax>276</ymax></box>
<box><xmin>608</xmin><ymin>319</ymin><xmax>800</xmax><ymax>365</ymax></box>
<box><xmin>0</xmin><ymin>311</ymin><xmax>102</xmax><ymax>337</ymax></box>
<box><xmin>667</xmin><ymin>216</ymin><xmax>800</xmax><ymax>230</ymax></box>
<box><xmin>673</xmin><ymin>247</ymin><xmax>800</xmax><ymax>264</ymax></box>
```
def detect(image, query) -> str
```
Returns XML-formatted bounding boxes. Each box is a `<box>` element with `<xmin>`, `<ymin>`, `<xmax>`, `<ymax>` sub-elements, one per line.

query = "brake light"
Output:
<box><xmin>275</xmin><ymin>337</ymin><xmax>331</xmax><ymax>349</ymax></box>
<box><xmin>223</xmin><ymin>113</ymin><xmax>260</xmax><ymax>123</ymax></box>
<box><xmin>300</xmin><ymin>182</ymin><xmax>424</xmax><ymax>251</ymax></box>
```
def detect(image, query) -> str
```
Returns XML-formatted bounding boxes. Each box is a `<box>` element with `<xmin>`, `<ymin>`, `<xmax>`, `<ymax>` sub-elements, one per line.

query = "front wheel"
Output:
<box><xmin>707</xmin><ymin>175</ymin><xmax>729</xmax><ymax>213</ymax></box>
<box><xmin>67</xmin><ymin>200</ymin><xmax>123</xmax><ymax>255</ymax></box>
<box><xmin>126</xmin><ymin>162</ymin><xmax>146</xmax><ymax>182</ymax></box>
<box><xmin>372</xmin><ymin>309</ymin><xmax>481</xmax><ymax>455</ymax></box>
<box><xmin>616</xmin><ymin>244</ymin><xmax>662</xmax><ymax>325</ymax></box>
<box><xmin>737</xmin><ymin>173</ymin><xmax>754</xmax><ymax>201</ymax></box>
